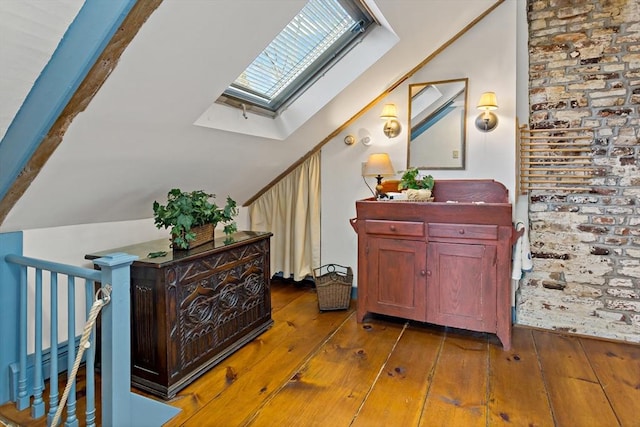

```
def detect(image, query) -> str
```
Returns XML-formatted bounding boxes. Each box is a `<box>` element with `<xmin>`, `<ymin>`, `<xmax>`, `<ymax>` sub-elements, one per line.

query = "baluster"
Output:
<box><xmin>65</xmin><ymin>276</ymin><xmax>78</xmax><ymax>427</ymax></box>
<box><xmin>47</xmin><ymin>273</ymin><xmax>60</xmax><ymax>426</ymax></box>
<box><xmin>17</xmin><ymin>265</ymin><xmax>29</xmax><ymax>410</ymax></box>
<box><xmin>31</xmin><ymin>268</ymin><xmax>44</xmax><ymax>418</ymax></box>
<box><xmin>85</xmin><ymin>279</ymin><xmax>96</xmax><ymax>427</ymax></box>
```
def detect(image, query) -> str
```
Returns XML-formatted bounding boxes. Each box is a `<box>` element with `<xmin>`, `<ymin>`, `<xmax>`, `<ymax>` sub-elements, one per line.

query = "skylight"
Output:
<box><xmin>219</xmin><ymin>0</ymin><xmax>375</xmax><ymax>117</ymax></box>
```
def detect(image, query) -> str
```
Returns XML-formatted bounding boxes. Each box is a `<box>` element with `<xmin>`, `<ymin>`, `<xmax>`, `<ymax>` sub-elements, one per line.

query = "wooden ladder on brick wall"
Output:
<box><xmin>517</xmin><ymin>125</ymin><xmax>596</xmax><ymax>194</ymax></box>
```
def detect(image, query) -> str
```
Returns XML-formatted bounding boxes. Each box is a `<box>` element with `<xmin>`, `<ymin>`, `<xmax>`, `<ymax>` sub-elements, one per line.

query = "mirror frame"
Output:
<box><xmin>407</xmin><ymin>78</ymin><xmax>468</xmax><ymax>170</ymax></box>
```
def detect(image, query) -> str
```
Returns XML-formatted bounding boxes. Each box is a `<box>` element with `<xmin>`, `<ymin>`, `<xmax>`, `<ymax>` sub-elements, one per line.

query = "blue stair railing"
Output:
<box><xmin>3</xmin><ymin>252</ymin><xmax>180</xmax><ymax>426</ymax></box>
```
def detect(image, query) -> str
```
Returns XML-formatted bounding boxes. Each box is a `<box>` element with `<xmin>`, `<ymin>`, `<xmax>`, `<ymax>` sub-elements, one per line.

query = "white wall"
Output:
<box><xmin>320</xmin><ymin>1</ymin><xmax>518</xmax><ymax>289</ymax></box>
<box><xmin>22</xmin><ymin>209</ymin><xmax>250</xmax><ymax>268</ymax></box>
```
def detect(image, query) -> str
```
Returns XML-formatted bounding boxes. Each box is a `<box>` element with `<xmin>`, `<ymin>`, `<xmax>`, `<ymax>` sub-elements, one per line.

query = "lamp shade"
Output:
<box><xmin>363</xmin><ymin>153</ymin><xmax>395</xmax><ymax>177</ymax></box>
<box><xmin>477</xmin><ymin>92</ymin><xmax>498</xmax><ymax>110</ymax></box>
<box><xmin>380</xmin><ymin>104</ymin><xmax>398</xmax><ymax>119</ymax></box>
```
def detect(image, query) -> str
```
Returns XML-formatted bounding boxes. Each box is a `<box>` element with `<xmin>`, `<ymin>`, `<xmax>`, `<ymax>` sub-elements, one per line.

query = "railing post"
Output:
<box><xmin>0</xmin><ymin>231</ymin><xmax>22</xmax><ymax>405</ymax></box>
<box><xmin>92</xmin><ymin>252</ymin><xmax>137</xmax><ymax>427</ymax></box>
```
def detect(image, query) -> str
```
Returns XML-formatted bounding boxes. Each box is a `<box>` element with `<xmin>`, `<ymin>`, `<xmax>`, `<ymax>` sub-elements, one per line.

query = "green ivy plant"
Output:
<box><xmin>398</xmin><ymin>167</ymin><xmax>435</xmax><ymax>190</ymax></box>
<box><xmin>152</xmin><ymin>189</ymin><xmax>238</xmax><ymax>249</ymax></box>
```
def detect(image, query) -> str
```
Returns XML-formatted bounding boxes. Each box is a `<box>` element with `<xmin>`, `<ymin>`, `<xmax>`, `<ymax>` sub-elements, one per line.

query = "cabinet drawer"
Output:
<box><xmin>365</xmin><ymin>220</ymin><xmax>425</xmax><ymax>238</ymax></box>
<box><xmin>429</xmin><ymin>223</ymin><xmax>498</xmax><ymax>240</ymax></box>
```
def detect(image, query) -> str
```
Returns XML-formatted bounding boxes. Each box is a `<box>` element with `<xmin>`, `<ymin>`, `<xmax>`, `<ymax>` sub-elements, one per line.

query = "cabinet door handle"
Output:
<box><xmin>426</xmin><ymin>270</ymin><xmax>432</xmax><ymax>276</ymax></box>
<box><xmin>420</xmin><ymin>270</ymin><xmax>426</xmax><ymax>276</ymax></box>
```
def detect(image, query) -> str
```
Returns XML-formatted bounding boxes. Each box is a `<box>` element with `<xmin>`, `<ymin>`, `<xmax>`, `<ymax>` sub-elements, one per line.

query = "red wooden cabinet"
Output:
<box><xmin>366</xmin><ymin>235</ymin><xmax>427</xmax><ymax>320</ymax></box>
<box><xmin>354</xmin><ymin>180</ymin><xmax>515</xmax><ymax>350</ymax></box>
<box><xmin>426</xmin><ymin>241</ymin><xmax>496</xmax><ymax>332</ymax></box>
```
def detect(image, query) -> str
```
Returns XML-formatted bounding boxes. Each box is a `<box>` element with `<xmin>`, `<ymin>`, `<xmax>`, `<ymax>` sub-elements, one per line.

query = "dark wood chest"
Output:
<box><xmin>87</xmin><ymin>231</ymin><xmax>273</xmax><ymax>398</ymax></box>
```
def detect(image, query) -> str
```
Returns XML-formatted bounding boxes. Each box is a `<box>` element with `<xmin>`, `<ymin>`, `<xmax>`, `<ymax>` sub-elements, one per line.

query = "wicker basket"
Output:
<box><xmin>313</xmin><ymin>264</ymin><xmax>353</xmax><ymax>311</ymax></box>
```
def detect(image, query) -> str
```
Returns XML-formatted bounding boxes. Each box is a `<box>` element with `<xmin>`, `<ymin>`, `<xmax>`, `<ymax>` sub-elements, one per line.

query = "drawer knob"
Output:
<box><xmin>458</xmin><ymin>229</ymin><xmax>465</xmax><ymax>234</ymax></box>
<box><xmin>390</xmin><ymin>225</ymin><xmax>396</xmax><ymax>231</ymax></box>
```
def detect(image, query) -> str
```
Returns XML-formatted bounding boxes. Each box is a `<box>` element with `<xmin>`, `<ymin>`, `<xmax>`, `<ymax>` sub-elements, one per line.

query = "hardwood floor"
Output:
<box><xmin>2</xmin><ymin>281</ymin><xmax>639</xmax><ymax>426</ymax></box>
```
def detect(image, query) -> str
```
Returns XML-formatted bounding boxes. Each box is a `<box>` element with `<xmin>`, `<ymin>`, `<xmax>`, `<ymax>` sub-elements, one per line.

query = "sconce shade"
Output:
<box><xmin>475</xmin><ymin>91</ymin><xmax>499</xmax><ymax>132</ymax></box>
<box><xmin>380</xmin><ymin>103</ymin><xmax>398</xmax><ymax>119</ymax></box>
<box><xmin>477</xmin><ymin>92</ymin><xmax>498</xmax><ymax>110</ymax></box>
<box><xmin>380</xmin><ymin>103</ymin><xmax>401</xmax><ymax>138</ymax></box>
<box><xmin>363</xmin><ymin>153</ymin><xmax>395</xmax><ymax>177</ymax></box>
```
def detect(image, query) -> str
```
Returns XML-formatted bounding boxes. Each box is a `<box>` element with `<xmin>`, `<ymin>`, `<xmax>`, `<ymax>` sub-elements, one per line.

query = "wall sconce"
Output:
<box><xmin>363</xmin><ymin>153</ymin><xmax>395</xmax><ymax>197</ymax></box>
<box><xmin>380</xmin><ymin>104</ymin><xmax>401</xmax><ymax>138</ymax></box>
<box><xmin>475</xmin><ymin>92</ymin><xmax>499</xmax><ymax>132</ymax></box>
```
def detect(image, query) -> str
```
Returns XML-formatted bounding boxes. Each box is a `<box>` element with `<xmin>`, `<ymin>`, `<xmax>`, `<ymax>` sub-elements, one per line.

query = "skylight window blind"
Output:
<box><xmin>221</xmin><ymin>0</ymin><xmax>374</xmax><ymax>115</ymax></box>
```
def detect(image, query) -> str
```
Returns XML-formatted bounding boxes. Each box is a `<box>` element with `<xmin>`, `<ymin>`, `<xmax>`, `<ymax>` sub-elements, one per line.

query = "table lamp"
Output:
<box><xmin>363</xmin><ymin>153</ymin><xmax>395</xmax><ymax>197</ymax></box>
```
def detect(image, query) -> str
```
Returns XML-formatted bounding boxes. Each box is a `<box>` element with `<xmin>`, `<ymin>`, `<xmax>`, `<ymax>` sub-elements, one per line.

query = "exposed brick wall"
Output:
<box><xmin>517</xmin><ymin>0</ymin><xmax>640</xmax><ymax>342</ymax></box>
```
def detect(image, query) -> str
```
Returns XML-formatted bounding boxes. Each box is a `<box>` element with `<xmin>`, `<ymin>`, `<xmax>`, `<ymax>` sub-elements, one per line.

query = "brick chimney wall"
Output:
<box><xmin>517</xmin><ymin>0</ymin><xmax>639</xmax><ymax>342</ymax></box>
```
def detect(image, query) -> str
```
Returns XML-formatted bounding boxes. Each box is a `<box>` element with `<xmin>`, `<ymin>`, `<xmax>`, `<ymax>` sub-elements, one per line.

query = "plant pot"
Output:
<box><xmin>406</xmin><ymin>189</ymin><xmax>433</xmax><ymax>201</ymax></box>
<box><xmin>173</xmin><ymin>223</ymin><xmax>215</xmax><ymax>250</ymax></box>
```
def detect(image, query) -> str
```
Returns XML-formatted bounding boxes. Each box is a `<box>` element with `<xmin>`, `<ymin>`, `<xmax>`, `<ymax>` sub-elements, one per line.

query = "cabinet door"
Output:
<box><xmin>426</xmin><ymin>242</ymin><xmax>496</xmax><ymax>332</ymax></box>
<box><xmin>366</xmin><ymin>237</ymin><xmax>427</xmax><ymax>320</ymax></box>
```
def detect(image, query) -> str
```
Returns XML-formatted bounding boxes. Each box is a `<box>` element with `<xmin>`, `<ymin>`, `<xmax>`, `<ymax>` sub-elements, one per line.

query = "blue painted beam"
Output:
<box><xmin>0</xmin><ymin>0</ymin><xmax>137</xmax><ymax>202</ymax></box>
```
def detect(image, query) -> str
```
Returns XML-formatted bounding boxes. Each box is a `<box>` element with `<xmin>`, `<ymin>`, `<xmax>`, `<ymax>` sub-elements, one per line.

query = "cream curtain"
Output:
<box><xmin>249</xmin><ymin>152</ymin><xmax>321</xmax><ymax>281</ymax></box>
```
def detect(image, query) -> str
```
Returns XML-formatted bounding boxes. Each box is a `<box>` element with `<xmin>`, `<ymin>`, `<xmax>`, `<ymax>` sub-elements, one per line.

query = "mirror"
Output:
<box><xmin>407</xmin><ymin>78</ymin><xmax>468</xmax><ymax>170</ymax></box>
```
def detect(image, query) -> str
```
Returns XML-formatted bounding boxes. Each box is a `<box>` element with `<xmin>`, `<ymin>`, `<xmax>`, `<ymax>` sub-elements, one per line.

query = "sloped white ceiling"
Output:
<box><xmin>0</xmin><ymin>0</ymin><xmax>497</xmax><ymax>232</ymax></box>
<box><xmin>0</xmin><ymin>0</ymin><xmax>84</xmax><ymax>140</ymax></box>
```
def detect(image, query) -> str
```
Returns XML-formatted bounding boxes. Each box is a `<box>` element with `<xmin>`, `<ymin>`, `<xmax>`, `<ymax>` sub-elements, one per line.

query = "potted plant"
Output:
<box><xmin>153</xmin><ymin>188</ymin><xmax>238</xmax><ymax>250</ymax></box>
<box><xmin>398</xmin><ymin>168</ymin><xmax>435</xmax><ymax>201</ymax></box>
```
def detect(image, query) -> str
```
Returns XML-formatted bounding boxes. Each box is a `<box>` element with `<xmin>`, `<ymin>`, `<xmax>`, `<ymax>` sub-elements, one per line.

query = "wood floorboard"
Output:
<box><xmin>1</xmin><ymin>282</ymin><xmax>639</xmax><ymax>427</ymax></box>
<box><xmin>487</xmin><ymin>327</ymin><xmax>555</xmax><ymax>426</ymax></box>
<box><xmin>533</xmin><ymin>330</ymin><xmax>620</xmax><ymax>427</ymax></box>
<box><xmin>419</xmin><ymin>330</ymin><xmax>489</xmax><ymax>427</ymax></box>
<box><xmin>268</xmin><ymin>280</ymin><xmax>306</xmax><ymax>312</ymax></box>
<box><xmin>351</xmin><ymin>324</ymin><xmax>443</xmax><ymax>427</ymax></box>
<box><xmin>579</xmin><ymin>337</ymin><xmax>640</xmax><ymax>427</ymax></box>
<box><xmin>245</xmin><ymin>314</ymin><xmax>406</xmax><ymax>426</ymax></box>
